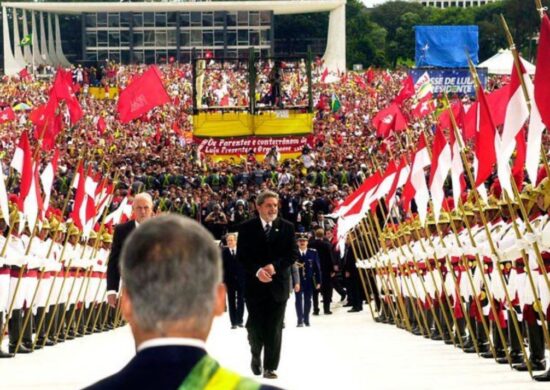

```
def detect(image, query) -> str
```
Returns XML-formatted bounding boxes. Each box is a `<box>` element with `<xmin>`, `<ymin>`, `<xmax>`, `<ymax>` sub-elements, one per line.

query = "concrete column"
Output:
<box><xmin>47</xmin><ymin>12</ymin><xmax>60</xmax><ymax>66</ymax></box>
<box><xmin>40</xmin><ymin>12</ymin><xmax>52</xmax><ymax>65</ymax></box>
<box><xmin>322</xmin><ymin>4</ymin><xmax>346</xmax><ymax>72</ymax></box>
<box><xmin>22</xmin><ymin>10</ymin><xmax>33</xmax><ymax>64</ymax></box>
<box><xmin>12</xmin><ymin>8</ymin><xmax>27</xmax><ymax>69</ymax></box>
<box><xmin>55</xmin><ymin>14</ymin><xmax>71</xmax><ymax>67</ymax></box>
<box><xmin>32</xmin><ymin>11</ymin><xmax>45</xmax><ymax>66</ymax></box>
<box><xmin>3</xmin><ymin>6</ymin><xmax>24</xmax><ymax>75</ymax></box>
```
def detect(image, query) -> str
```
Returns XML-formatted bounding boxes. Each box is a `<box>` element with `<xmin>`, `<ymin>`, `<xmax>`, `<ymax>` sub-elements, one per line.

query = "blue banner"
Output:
<box><xmin>415</xmin><ymin>25</ymin><xmax>479</xmax><ymax>68</ymax></box>
<box><xmin>409</xmin><ymin>68</ymin><xmax>488</xmax><ymax>97</ymax></box>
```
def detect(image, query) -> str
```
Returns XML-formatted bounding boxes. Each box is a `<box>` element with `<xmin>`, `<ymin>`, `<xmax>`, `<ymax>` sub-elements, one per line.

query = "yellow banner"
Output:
<box><xmin>88</xmin><ymin>86</ymin><xmax>119</xmax><ymax>100</ymax></box>
<box><xmin>192</xmin><ymin>111</ymin><xmax>313</xmax><ymax>138</ymax></box>
<box><xmin>253</xmin><ymin>111</ymin><xmax>313</xmax><ymax>136</ymax></box>
<box><xmin>193</xmin><ymin>112</ymin><xmax>253</xmax><ymax>137</ymax></box>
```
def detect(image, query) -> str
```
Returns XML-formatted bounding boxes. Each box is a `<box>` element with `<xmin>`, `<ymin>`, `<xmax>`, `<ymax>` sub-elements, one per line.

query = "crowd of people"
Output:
<box><xmin>3</xmin><ymin>56</ymin><xmax>550</xmax><ymax>382</ymax></box>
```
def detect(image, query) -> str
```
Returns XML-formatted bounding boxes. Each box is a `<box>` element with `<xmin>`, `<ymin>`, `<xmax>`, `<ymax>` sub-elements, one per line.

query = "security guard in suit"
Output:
<box><xmin>295</xmin><ymin>233</ymin><xmax>321</xmax><ymax>327</ymax></box>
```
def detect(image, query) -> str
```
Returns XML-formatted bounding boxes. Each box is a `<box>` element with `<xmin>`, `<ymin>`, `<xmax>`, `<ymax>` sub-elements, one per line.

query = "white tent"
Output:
<box><xmin>479</xmin><ymin>49</ymin><xmax>536</xmax><ymax>75</ymax></box>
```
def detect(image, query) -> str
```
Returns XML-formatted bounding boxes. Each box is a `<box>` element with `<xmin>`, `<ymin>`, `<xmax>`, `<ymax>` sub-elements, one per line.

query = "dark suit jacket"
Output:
<box><xmin>308</xmin><ymin>238</ymin><xmax>336</xmax><ymax>283</ymax></box>
<box><xmin>222</xmin><ymin>246</ymin><xmax>245</xmax><ymax>289</ymax></box>
<box><xmin>106</xmin><ymin>220</ymin><xmax>136</xmax><ymax>292</ymax></box>
<box><xmin>83</xmin><ymin>345</ymin><xmax>280</xmax><ymax>390</ymax></box>
<box><xmin>237</xmin><ymin>216</ymin><xmax>298</xmax><ymax>303</ymax></box>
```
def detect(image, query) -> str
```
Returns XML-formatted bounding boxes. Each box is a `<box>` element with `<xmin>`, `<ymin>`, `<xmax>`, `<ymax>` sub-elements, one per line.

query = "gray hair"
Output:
<box><xmin>120</xmin><ymin>214</ymin><xmax>221</xmax><ymax>332</ymax></box>
<box><xmin>133</xmin><ymin>192</ymin><xmax>153</xmax><ymax>206</ymax></box>
<box><xmin>225</xmin><ymin>232</ymin><xmax>238</xmax><ymax>241</ymax></box>
<box><xmin>256</xmin><ymin>190</ymin><xmax>279</xmax><ymax>206</ymax></box>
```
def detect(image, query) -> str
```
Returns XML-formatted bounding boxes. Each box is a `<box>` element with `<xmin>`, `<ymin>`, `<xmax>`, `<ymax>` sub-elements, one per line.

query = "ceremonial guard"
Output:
<box><xmin>294</xmin><ymin>233</ymin><xmax>321</xmax><ymax>327</ymax></box>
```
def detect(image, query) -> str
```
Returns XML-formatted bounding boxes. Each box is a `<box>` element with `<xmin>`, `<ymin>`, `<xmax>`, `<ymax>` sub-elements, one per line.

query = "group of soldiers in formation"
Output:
<box><xmin>354</xmin><ymin>177</ymin><xmax>550</xmax><ymax>381</ymax></box>
<box><xmin>0</xmin><ymin>206</ymin><xmax>115</xmax><ymax>358</ymax></box>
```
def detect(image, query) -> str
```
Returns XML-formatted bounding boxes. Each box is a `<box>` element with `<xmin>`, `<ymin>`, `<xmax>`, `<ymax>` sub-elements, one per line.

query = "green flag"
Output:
<box><xmin>20</xmin><ymin>34</ymin><xmax>32</xmax><ymax>47</ymax></box>
<box><xmin>331</xmin><ymin>93</ymin><xmax>341</xmax><ymax>113</ymax></box>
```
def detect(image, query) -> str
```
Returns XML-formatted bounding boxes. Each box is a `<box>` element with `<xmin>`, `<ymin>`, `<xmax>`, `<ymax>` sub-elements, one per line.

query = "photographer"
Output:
<box><xmin>204</xmin><ymin>204</ymin><xmax>229</xmax><ymax>240</ymax></box>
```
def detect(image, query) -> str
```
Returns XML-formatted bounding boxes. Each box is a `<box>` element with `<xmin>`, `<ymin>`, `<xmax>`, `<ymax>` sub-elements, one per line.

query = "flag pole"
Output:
<box><xmin>393</xmin><ymin>223</ymin><xmax>445</xmax><ymax>338</ymax></box>
<box><xmin>0</xmin><ymin>124</ymin><xmax>50</xmax><ymax>347</ymax></box>
<box><xmin>78</xmin><ymin>178</ymin><xmax>118</xmax><ymax>334</ymax></box>
<box><xmin>358</xmin><ymin>219</ymin><xmax>400</xmax><ymax>324</ymax></box>
<box><xmin>500</xmin><ymin>13</ymin><xmax>550</xmax><ymax>182</ymax></box>
<box><xmin>69</xmin><ymin>172</ymin><xmax>117</xmax><ymax>337</ymax></box>
<box><xmin>365</xmin><ymin>209</ymin><xmax>413</xmax><ymax>331</ymax></box>
<box><xmin>358</xmin><ymin>218</ymin><xmax>401</xmax><ymax>324</ymax></box>
<box><xmin>32</xmin><ymin>157</ymin><xmax>84</xmax><ymax>350</ymax></box>
<box><xmin>348</xmin><ymin>229</ymin><xmax>377</xmax><ymax>320</ymax></box>
<box><xmin>500</xmin><ymin>14</ymin><xmax>550</xmax><ymax>296</ymax></box>
<box><xmin>387</xmin><ymin>226</ymin><xmax>432</xmax><ymax>337</ymax></box>
<box><xmin>445</xmin><ymin>72</ymin><xmax>533</xmax><ymax>374</ymax></box>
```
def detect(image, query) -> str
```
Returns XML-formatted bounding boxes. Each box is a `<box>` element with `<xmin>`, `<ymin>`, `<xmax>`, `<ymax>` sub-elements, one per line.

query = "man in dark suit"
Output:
<box><xmin>222</xmin><ymin>232</ymin><xmax>246</xmax><ymax>329</ymax></box>
<box><xmin>343</xmin><ymin>239</ymin><xmax>363</xmax><ymax>313</ymax></box>
<box><xmin>308</xmin><ymin>228</ymin><xmax>336</xmax><ymax>315</ymax></box>
<box><xmin>106</xmin><ymin>193</ymin><xmax>153</xmax><ymax>309</ymax></box>
<box><xmin>85</xmin><ymin>215</ymin><xmax>279</xmax><ymax>390</ymax></box>
<box><xmin>237</xmin><ymin>190</ymin><xmax>298</xmax><ymax>379</ymax></box>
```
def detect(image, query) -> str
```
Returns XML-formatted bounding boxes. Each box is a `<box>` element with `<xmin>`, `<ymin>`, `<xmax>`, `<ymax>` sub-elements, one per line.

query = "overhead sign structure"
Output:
<box><xmin>415</xmin><ymin>25</ymin><xmax>479</xmax><ymax>68</ymax></box>
<box><xmin>410</xmin><ymin>68</ymin><xmax>487</xmax><ymax>97</ymax></box>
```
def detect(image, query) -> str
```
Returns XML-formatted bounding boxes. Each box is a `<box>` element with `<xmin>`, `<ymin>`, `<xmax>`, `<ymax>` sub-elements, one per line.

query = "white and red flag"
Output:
<box><xmin>401</xmin><ymin>134</ymin><xmax>431</xmax><ymax>225</ymax></box>
<box><xmin>497</xmin><ymin>61</ymin><xmax>530</xmax><ymax>198</ymax></box>
<box><xmin>429</xmin><ymin>126</ymin><xmax>452</xmax><ymax>222</ymax></box>
<box><xmin>526</xmin><ymin>13</ymin><xmax>550</xmax><ymax>185</ymax></box>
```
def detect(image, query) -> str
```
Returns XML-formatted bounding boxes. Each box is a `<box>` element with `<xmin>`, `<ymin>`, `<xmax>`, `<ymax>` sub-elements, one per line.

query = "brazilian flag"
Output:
<box><xmin>330</xmin><ymin>93</ymin><xmax>341</xmax><ymax>113</ymax></box>
<box><xmin>20</xmin><ymin>34</ymin><xmax>32</xmax><ymax>47</ymax></box>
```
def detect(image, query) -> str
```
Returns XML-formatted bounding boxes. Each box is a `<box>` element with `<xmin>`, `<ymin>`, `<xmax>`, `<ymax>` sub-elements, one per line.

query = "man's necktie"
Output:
<box><xmin>264</xmin><ymin>223</ymin><xmax>271</xmax><ymax>237</ymax></box>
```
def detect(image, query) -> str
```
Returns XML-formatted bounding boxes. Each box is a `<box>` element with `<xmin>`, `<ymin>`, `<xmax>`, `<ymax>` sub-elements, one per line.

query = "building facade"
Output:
<box><xmin>83</xmin><ymin>10</ymin><xmax>274</xmax><ymax>64</ymax></box>
<box><xmin>2</xmin><ymin>1</ymin><xmax>346</xmax><ymax>76</ymax></box>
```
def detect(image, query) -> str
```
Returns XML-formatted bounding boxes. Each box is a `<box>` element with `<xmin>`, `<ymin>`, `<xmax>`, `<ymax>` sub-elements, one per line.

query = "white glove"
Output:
<box><xmin>523</xmin><ymin>232</ymin><xmax>540</xmax><ymax>245</ymax></box>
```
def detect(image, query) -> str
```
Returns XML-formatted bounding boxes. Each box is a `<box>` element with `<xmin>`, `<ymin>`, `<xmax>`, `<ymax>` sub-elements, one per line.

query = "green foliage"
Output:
<box><xmin>275</xmin><ymin>0</ymin><xmax>550</xmax><ymax>69</ymax></box>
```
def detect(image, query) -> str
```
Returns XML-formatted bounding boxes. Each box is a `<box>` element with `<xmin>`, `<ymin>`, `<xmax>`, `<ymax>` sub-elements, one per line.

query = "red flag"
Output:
<box><xmin>97</xmin><ymin>116</ymin><xmax>107</xmax><ymax>135</ymax></box>
<box><xmin>154</xmin><ymin>125</ymin><xmax>162</xmax><ymax>144</ymax></box>
<box><xmin>172</xmin><ymin>121</ymin><xmax>182</xmax><ymax>136</ymax></box>
<box><xmin>30</xmin><ymin>98</ymin><xmax>63</xmax><ymax>150</ymax></box>
<box><xmin>321</xmin><ymin>68</ymin><xmax>329</xmax><ymax>83</ymax></box>
<box><xmin>18</xmin><ymin>68</ymin><xmax>30</xmax><ymax>80</ymax></box>
<box><xmin>385</xmin><ymin>155</ymin><xmax>409</xmax><ymax>209</ymax></box>
<box><xmin>51</xmin><ymin>68</ymin><xmax>83</xmax><ymax>125</ymax></box>
<box><xmin>512</xmin><ymin>127</ymin><xmax>526</xmax><ymax>192</ymax></box>
<box><xmin>411</xmin><ymin>94</ymin><xmax>437</xmax><ymax>119</ymax></box>
<box><xmin>463</xmin><ymin>85</ymin><xmax>510</xmax><ymax>140</ymax></box>
<box><xmin>475</xmin><ymin>84</ymin><xmax>497</xmax><ymax>187</ymax></box>
<box><xmin>0</xmin><ymin>106</ymin><xmax>16</xmax><ymax>123</ymax></box>
<box><xmin>372</xmin><ymin>103</ymin><xmax>408</xmax><ymax>138</ymax></box>
<box><xmin>443</xmin><ymin>100</ymin><xmax>467</xmax><ymax>207</ymax></box>
<box><xmin>401</xmin><ymin>134</ymin><xmax>431</xmax><ymax>222</ymax></box>
<box><xmin>535</xmin><ymin>13</ymin><xmax>550</xmax><ymax>129</ymax></box>
<box><xmin>23</xmin><ymin>163</ymin><xmax>44</xmax><ymax>229</ymax></box>
<box><xmin>365</xmin><ymin>68</ymin><xmax>375</xmax><ymax>83</ymax></box>
<box><xmin>71</xmin><ymin>165</ymin><xmax>86</xmax><ymax>229</ymax></box>
<box><xmin>429</xmin><ymin>126</ymin><xmax>452</xmax><ymax>221</ymax></box>
<box><xmin>117</xmin><ymin>66</ymin><xmax>171</xmax><ymax>123</ymax></box>
<box><xmin>393</xmin><ymin>75</ymin><xmax>415</xmax><ymax>105</ymax></box>
<box><xmin>354</xmin><ymin>75</ymin><xmax>366</xmax><ymax>90</ymax></box>
<box><xmin>13</xmin><ymin>132</ymin><xmax>33</xmax><ymax>212</ymax></box>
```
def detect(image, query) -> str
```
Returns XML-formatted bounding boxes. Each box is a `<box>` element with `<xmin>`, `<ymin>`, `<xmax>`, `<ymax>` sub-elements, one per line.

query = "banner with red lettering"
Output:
<box><xmin>194</xmin><ymin>135</ymin><xmax>313</xmax><ymax>160</ymax></box>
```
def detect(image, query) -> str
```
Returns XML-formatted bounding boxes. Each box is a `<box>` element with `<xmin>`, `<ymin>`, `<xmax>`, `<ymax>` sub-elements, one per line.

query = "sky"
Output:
<box><xmin>360</xmin><ymin>0</ymin><xmax>391</xmax><ymax>8</ymax></box>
